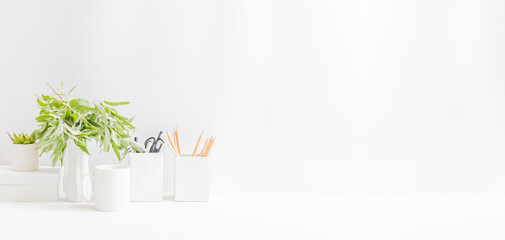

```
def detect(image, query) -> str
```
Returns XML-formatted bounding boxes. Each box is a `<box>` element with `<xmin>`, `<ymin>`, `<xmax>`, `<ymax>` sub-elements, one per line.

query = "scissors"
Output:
<box><xmin>144</xmin><ymin>131</ymin><xmax>165</xmax><ymax>153</ymax></box>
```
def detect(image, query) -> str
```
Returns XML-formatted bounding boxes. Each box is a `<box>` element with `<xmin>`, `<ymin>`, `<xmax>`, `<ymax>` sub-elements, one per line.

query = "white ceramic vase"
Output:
<box><xmin>64</xmin><ymin>141</ymin><xmax>90</xmax><ymax>202</ymax></box>
<box><xmin>10</xmin><ymin>144</ymin><xmax>39</xmax><ymax>172</ymax></box>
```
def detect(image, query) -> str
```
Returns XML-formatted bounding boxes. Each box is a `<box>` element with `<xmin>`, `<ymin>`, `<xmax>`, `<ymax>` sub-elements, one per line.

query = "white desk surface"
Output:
<box><xmin>0</xmin><ymin>193</ymin><xmax>504</xmax><ymax>240</ymax></box>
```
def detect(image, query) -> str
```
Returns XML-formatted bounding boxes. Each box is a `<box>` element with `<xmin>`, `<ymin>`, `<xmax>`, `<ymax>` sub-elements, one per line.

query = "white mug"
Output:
<box><xmin>81</xmin><ymin>165</ymin><xmax>130</xmax><ymax>212</ymax></box>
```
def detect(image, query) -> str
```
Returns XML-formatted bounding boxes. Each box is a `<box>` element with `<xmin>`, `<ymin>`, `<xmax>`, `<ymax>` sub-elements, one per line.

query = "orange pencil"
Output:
<box><xmin>174</xmin><ymin>128</ymin><xmax>181</xmax><ymax>156</ymax></box>
<box><xmin>192</xmin><ymin>131</ymin><xmax>204</xmax><ymax>157</ymax></box>
<box><xmin>165</xmin><ymin>131</ymin><xmax>179</xmax><ymax>156</ymax></box>
<box><xmin>173</xmin><ymin>129</ymin><xmax>177</xmax><ymax>151</ymax></box>
<box><xmin>203</xmin><ymin>137</ymin><xmax>212</xmax><ymax>156</ymax></box>
<box><xmin>199</xmin><ymin>139</ymin><xmax>209</xmax><ymax>157</ymax></box>
<box><xmin>205</xmin><ymin>137</ymin><xmax>216</xmax><ymax>157</ymax></box>
<box><xmin>204</xmin><ymin>137</ymin><xmax>211</xmax><ymax>157</ymax></box>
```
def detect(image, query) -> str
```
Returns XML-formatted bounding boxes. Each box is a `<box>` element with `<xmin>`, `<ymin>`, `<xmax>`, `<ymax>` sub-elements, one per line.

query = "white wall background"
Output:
<box><xmin>1</xmin><ymin>0</ymin><xmax>504</xmax><ymax>193</ymax></box>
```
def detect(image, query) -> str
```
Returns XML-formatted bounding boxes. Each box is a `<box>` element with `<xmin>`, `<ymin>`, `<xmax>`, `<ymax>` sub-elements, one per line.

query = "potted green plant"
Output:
<box><xmin>34</xmin><ymin>83</ymin><xmax>143</xmax><ymax>201</ymax></box>
<box><xmin>7</xmin><ymin>132</ymin><xmax>38</xmax><ymax>172</ymax></box>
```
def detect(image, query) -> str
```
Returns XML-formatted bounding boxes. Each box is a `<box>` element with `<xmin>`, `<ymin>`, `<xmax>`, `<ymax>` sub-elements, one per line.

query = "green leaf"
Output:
<box><xmin>74</xmin><ymin>140</ymin><xmax>90</xmax><ymax>155</ymax></box>
<box><xmin>37</xmin><ymin>98</ymin><xmax>47</xmax><ymax>107</ymax></box>
<box><xmin>111</xmin><ymin>141</ymin><xmax>121</xmax><ymax>161</ymax></box>
<box><xmin>13</xmin><ymin>133</ymin><xmax>22</xmax><ymax>143</ymax></box>
<box><xmin>96</xmin><ymin>104</ymin><xmax>107</xmax><ymax>121</ymax></box>
<box><xmin>64</xmin><ymin>109</ymin><xmax>72</xmax><ymax>121</ymax></box>
<box><xmin>71</xmin><ymin>113</ymin><xmax>79</xmax><ymax>122</ymax></box>
<box><xmin>36</xmin><ymin>115</ymin><xmax>53</xmax><ymax>122</ymax></box>
<box><xmin>103</xmin><ymin>127</ymin><xmax>111</xmax><ymax>152</ymax></box>
<box><xmin>7</xmin><ymin>133</ymin><xmax>15</xmax><ymax>143</ymax></box>
<box><xmin>64</xmin><ymin>124</ymin><xmax>81</xmax><ymax>135</ymax></box>
<box><xmin>68</xmin><ymin>86</ymin><xmax>77</xmax><ymax>96</ymax></box>
<box><xmin>69</xmin><ymin>99</ymin><xmax>91</xmax><ymax>114</ymax></box>
<box><xmin>42</xmin><ymin>94</ymin><xmax>52</xmax><ymax>101</ymax></box>
<box><xmin>104</xmin><ymin>101</ymin><xmax>130</xmax><ymax>106</ymax></box>
<box><xmin>52</xmin><ymin>100</ymin><xmax>64</xmax><ymax>108</ymax></box>
<box><xmin>130</xmin><ymin>141</ymin><xmax>146</xmax><ymax>153</ymax></box>
<box><xmin>70</xmin><ymin>98</ymin><xmax>88</xmax><ymax>106</ymax></box>
<box><xmin>87</xmin><ymin>119</ymin><xmax>102</xmax><ymax>128</ymax></box>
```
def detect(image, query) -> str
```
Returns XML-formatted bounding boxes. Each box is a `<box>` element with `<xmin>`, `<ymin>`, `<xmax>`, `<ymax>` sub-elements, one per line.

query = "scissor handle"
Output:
<box><xmin>156</xmin><ymin>131</ymin><xmax>163</xmax><ymax>139</ymax></box>
<box><xmin>144</xmin><ymin>132</ymin><xmax>166</xmax><ymax>153</ymax></box>
<box><xmin>144</xmin><ymin>137</ymin><xmax>155</xmax><ymax>147</ymax></box>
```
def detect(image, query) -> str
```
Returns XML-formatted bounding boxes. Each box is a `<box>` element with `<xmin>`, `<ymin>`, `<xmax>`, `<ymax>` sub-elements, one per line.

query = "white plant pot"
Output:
<box><xmin>10</xmin><ymin>144</ymin><xmax>39</xmax><ymax>172</ymax></box>
<box><xmin>129</xmin><ymin>153</ymin><xmax>163</xmax><ymax>202</ymax></box>
<box><xmin>174</xmin><ymin>155</ymin><xmax>209</xmax><ymax>202</ymax></box>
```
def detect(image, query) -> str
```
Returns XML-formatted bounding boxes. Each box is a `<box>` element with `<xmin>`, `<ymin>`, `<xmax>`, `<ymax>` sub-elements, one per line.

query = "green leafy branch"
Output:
<box><xmin>35</xmin><ymin>83</ymin><xmax>141</xmax><ymax>166</ymax></box>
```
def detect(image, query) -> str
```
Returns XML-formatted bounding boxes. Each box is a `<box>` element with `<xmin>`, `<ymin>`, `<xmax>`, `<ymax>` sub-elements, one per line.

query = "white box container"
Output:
<box><xmin>128</xmin><ymin>153</ymin><xmax>163</xmax><ymax>201</ymax></box>
<box><xmin>174</xmin><ymin>155</ymin><xmax>209</xmax><ymax>202</ymax></box>
<box><xmin>0</xmin><ymin>166</ymin><xmax>61</xmax><ymax>201</ymax></box>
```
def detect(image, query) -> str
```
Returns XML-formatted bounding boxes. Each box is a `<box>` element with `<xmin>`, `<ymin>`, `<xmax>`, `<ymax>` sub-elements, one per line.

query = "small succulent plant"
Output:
<box><xmin>7</xmin><ymin>132</ymin><xmax>37</xmax><ymax>144</ymax></box>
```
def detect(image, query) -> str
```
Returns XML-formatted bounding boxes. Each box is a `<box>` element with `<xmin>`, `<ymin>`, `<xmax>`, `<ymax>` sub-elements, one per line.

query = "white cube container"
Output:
<box><xmin>174</xmin><ymin>155</ymin><xmax>209</xmax><ymax>202</ymax></box>
<box><xmin>10</xmin><ymin>144</ymin><xmax>39</xmax><ymax>172</ymax></box>
<box><xmin>128</xmin><ymin>153</ymin><xmax>163</xmax><ymax>201</ymax></box>
<box><xmin>0</xmin><ymin>166</ymin><xmax>61</xmax><ymax>201</ymax></box>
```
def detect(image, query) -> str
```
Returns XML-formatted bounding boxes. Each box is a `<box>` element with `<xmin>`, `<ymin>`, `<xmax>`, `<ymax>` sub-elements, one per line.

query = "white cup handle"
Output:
<box><xmin>81</xmin><ymin>172</ymin><xmax>95</xmax><ymax>202</ymax></box>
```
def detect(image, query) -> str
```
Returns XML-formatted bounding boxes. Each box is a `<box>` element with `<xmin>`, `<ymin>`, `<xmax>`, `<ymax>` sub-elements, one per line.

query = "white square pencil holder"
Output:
<box><xmin>174</xmin><ymin>155</ymin><xmax>209</xmax><ymax>202</ymax></box>
<box><xmin>128</xmin><ymin>153</ymin><xmax>163</xmax><ymax>202</ymax></box>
